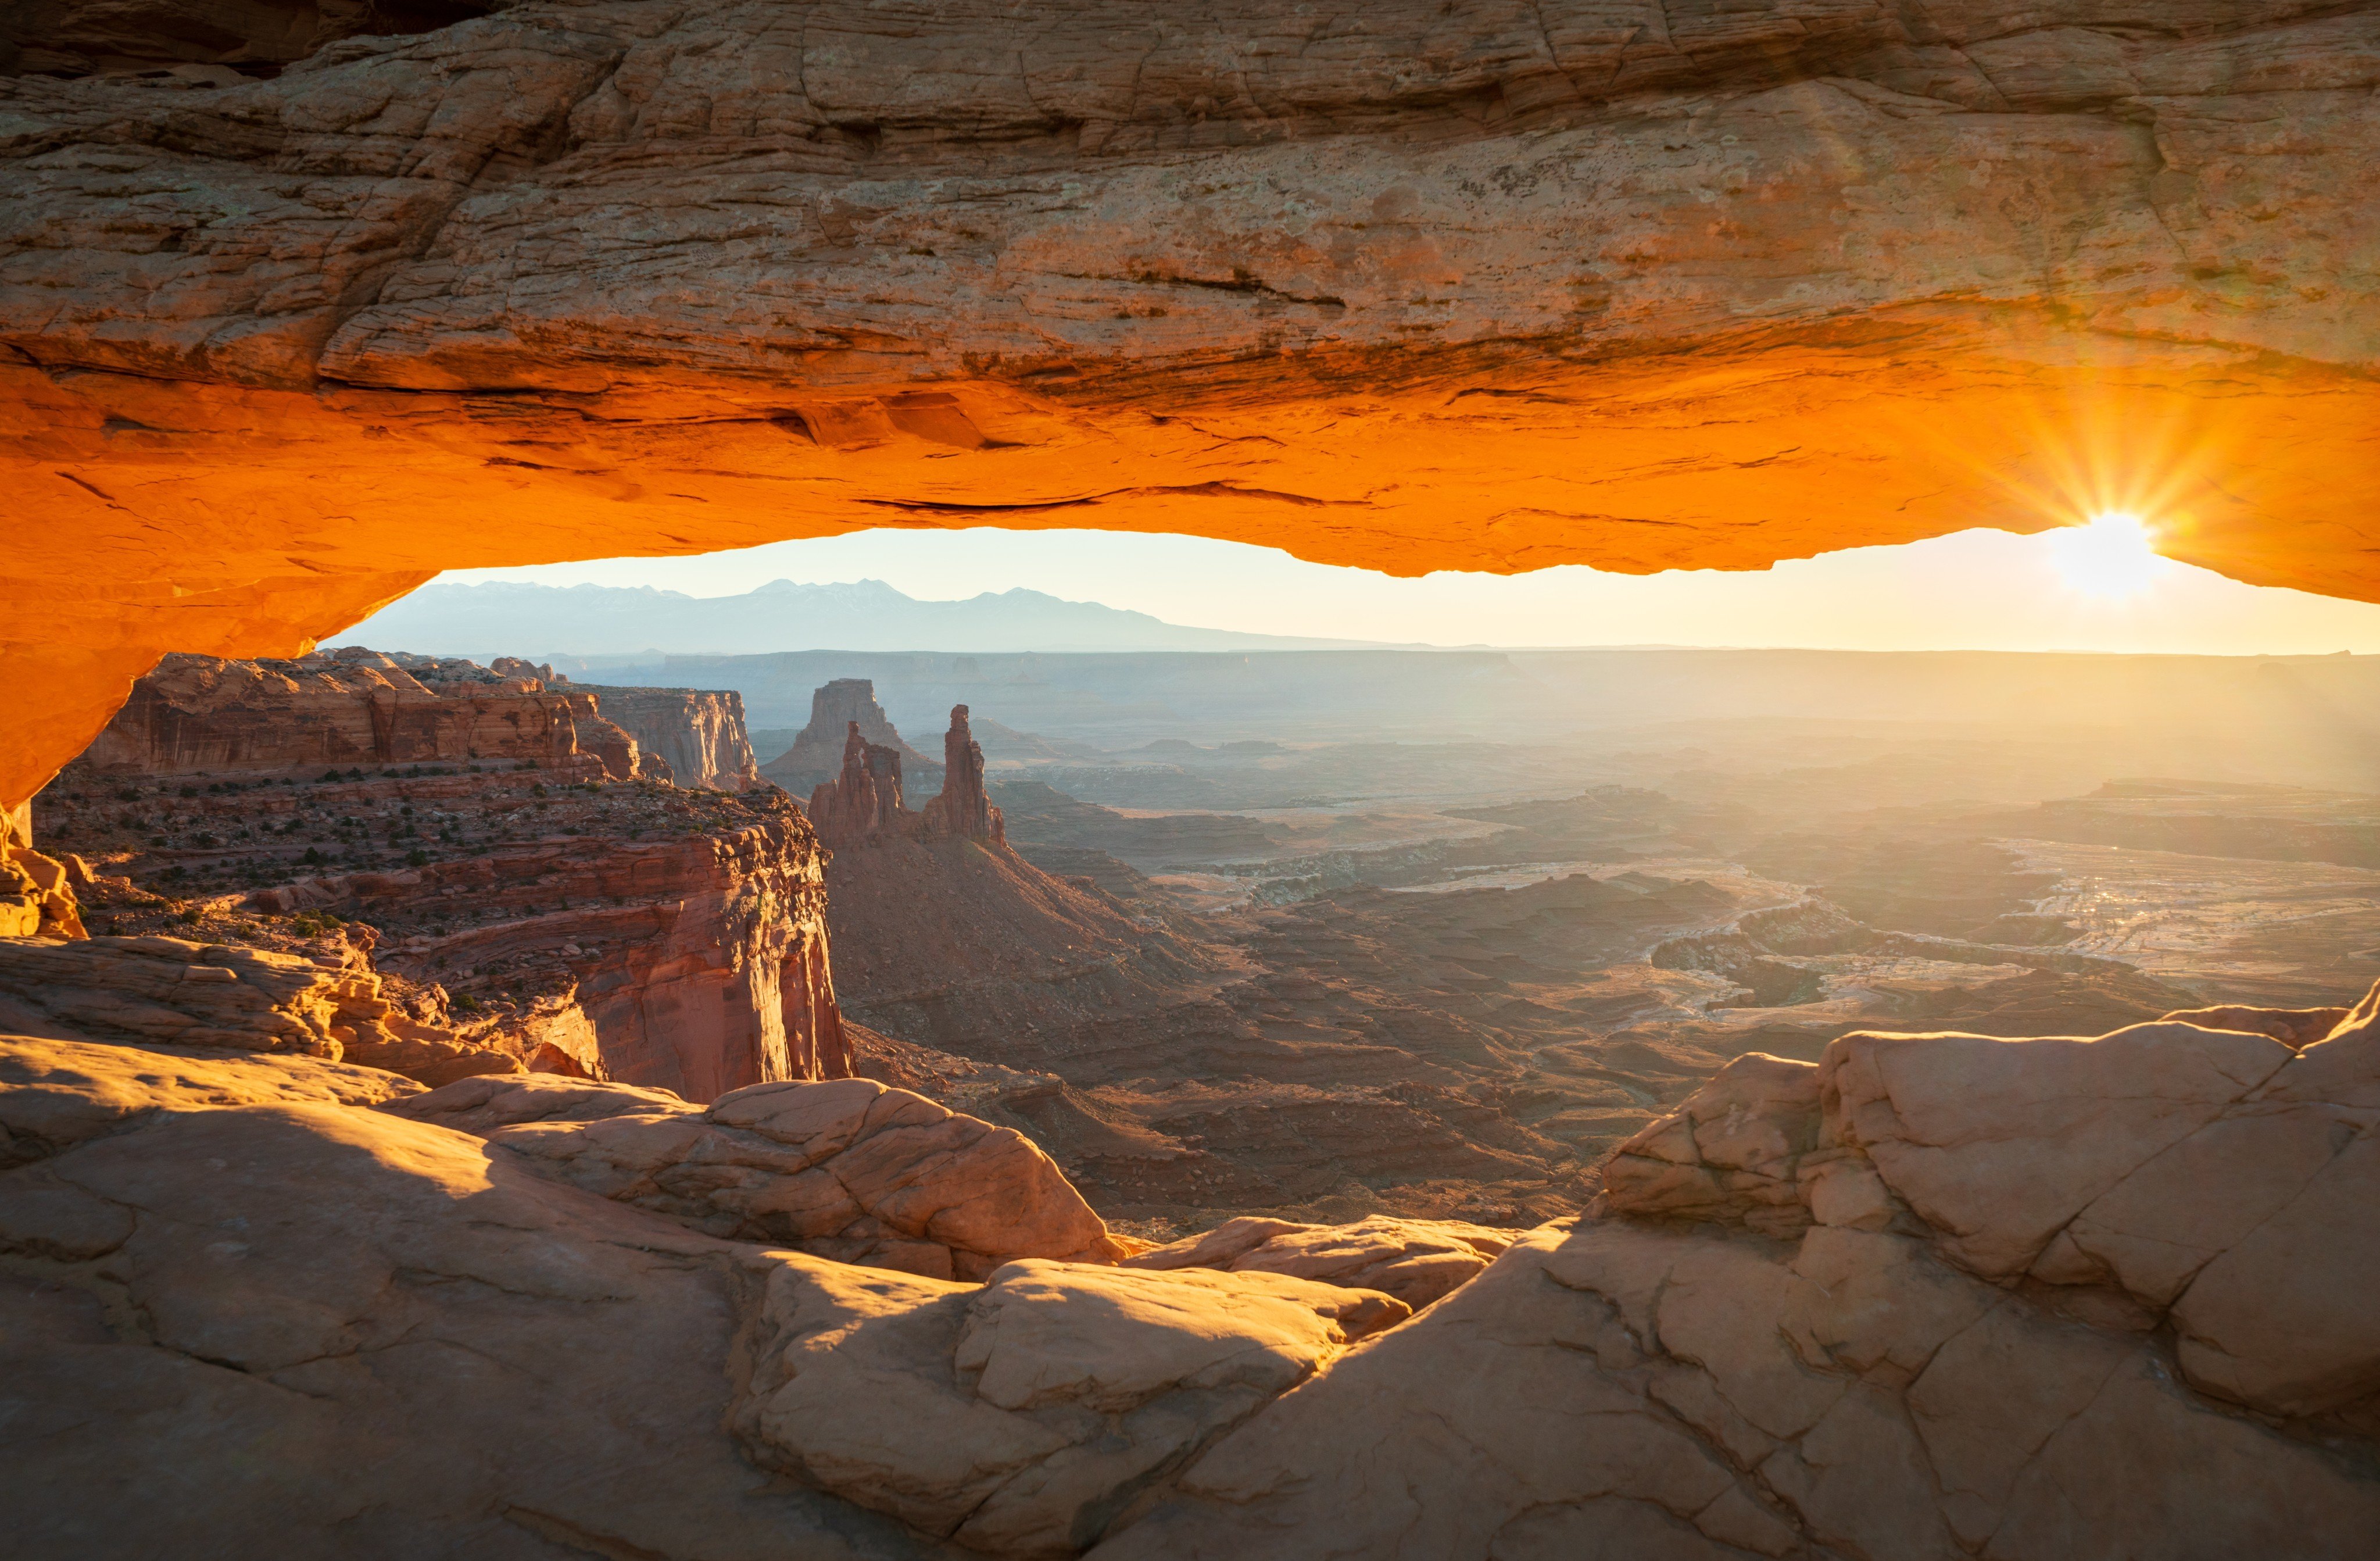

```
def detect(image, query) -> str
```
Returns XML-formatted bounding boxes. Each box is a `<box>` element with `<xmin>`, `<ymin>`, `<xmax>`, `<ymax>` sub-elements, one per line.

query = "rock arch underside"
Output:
<box><xmin>9</xmin><ymin>9</ymin><xmax>2380</xmax><ymax>1556</ymax></box>
<box><xmin>5</xmin><ymin>0</ymin><xmax>2380</xmax><ymax>809</ymax></box>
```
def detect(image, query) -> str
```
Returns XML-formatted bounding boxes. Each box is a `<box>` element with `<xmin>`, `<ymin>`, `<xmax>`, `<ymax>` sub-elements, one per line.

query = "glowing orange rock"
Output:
<box><xmin>5</xmin><ymin>4</ymin><xmax>2378</xmax><ymax>811</ymax></box>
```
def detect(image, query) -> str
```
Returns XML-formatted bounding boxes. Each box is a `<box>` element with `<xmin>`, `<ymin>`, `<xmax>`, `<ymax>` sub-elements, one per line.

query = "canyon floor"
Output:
<box><xmin>32</xmin><ymin>660</ymin><xmax>2380</xmax><ymax>1252</ymax></box>
<box><xmin>800</xmin><ymin>708</ymin><xmax>2380</xmax><ymax>1244</ymax></box>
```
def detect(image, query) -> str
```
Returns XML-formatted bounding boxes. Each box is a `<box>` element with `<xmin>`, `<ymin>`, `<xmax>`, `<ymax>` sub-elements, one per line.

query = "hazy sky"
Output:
<box><xmin>435</xmin><ymin>516</ymin><xmax>2380</xmax><ymax>655</ymax></box>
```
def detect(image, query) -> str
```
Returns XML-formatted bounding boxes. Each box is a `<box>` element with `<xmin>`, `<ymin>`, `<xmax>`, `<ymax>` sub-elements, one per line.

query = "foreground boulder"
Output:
<box><xmin>1602</xmin><ymin>996</ymin><xmax>2380</xmax><ymax>1428</ymax></box>
<box><xmin>0</xmin><ymin>1037</ymin><xmax>937</xmax><ymax>1560</ymax></box>
<box><xmin>1094</xmin><ymin>993</ymin><xmax>2380</xmax><ymax>1558</ymax></box>
<box><xmin>8</xmin><ymin>979</ymin><xmax>2380</xmax><ymax>1559</ymax></box>
<box><xmin>0</xmin><ymin>1031</ymin><xmax>1401</xmax><ymax>1559</ymax></box>
<box><xmin>1124</xmin><ymin>1213</ymin><xmax>1517</xmax><ymax>1309</ymax></box>
<box><xmin>389</xmin><ymin>1072</ymin><xmax>1134</xmax><ymax>1279</ymax></box>
<box><xmin>735</xmin><ymin>1255</ymin><xmax>1404</xmax><ymax>1557</ymax></box>
<box><xmin>0</xmin><ymin>1032</ymin><xmax>421</xmax><ymax>1166</ymax></box>
<box><xmin>1094</xmin><ymin>1215</ymin><xmax>2380</xmax><ymax>1561</ymax></box>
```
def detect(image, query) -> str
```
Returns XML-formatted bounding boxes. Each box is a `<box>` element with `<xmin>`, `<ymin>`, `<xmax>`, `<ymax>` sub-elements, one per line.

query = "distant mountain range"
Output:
<box><xmin>339</xmin><ymin>579</ymin><xmax>1398</xmax><ymax>657</ymax></box>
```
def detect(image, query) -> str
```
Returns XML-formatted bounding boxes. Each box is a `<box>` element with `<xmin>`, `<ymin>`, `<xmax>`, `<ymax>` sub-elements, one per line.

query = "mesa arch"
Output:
<box><xmin>5</xmin><ymin>0</ymin><xmax>2378</xmax><ymax>812</ymax></box>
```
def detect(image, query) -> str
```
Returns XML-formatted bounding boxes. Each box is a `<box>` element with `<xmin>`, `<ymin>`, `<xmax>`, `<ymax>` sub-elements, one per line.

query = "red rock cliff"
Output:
<box><xmin>763</xmin><ymin>680</ymin><xmax>940</xmax><ymax>795</ymax></box>
<box><xmin>80</xmin><ymin>649</ymin><xmax>653</xmax><ymax>781</ymax></box>
<box><xmin>920</xmin><ymin>704</ymin><xmax>1004</xmax><ymax>845</ymax></box>
<box><xmin>255</xmin><ymin>784</ymin><xmax>849</xmax><ymax>1099</ymax></box>
<box><xmin>808</xmin><ymin>722</ymin><xmax>911</xmax><ymax>846</ymax></box>
<box><xmin>574</xmin><ymin>685</ymin><xmax>761</xmax><ymax>792</ymax></box>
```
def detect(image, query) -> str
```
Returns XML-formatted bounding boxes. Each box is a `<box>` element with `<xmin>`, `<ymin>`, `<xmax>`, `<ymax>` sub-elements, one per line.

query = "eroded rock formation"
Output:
<box><xmin>1603</xmin><ymin>1003</ymin><xmax>2380</xmax><ymax>1427</ymax></box>
<box><xmin>768</xmin><ymin>680</ymin><xmax>939</xmax><ymax>795</ymax></box>
<box><xmin>6</xmin><ymin>4</ymin><xmax>2378</xmax><ymax>810</ymax></box>
<box><xmin>7</xmin><ymin>984</ymin><xmax>2378</xmax><ymax>1557</ymax></box>
<box><xmin>0</xmin><ymin>1034</ymin><xmax>948</xmax><ymax>1560</ymax></box>
<box><xmin>38</xmin><ymin>723</ymin><xmax>850</xmax><ymax>1097</ymax></box>
<box><xmin>78</xmin><ymin>649</ymin><xmax>652</xmax><ymax>780</ymax></box>
<box><xmin>0</xmin><ymin>1031</ymin><xmax>1406</xmax><ymax>1558</ymax></box>
<box><xmin>6</xmin><ymin>0</ymin><xmax>492</xmax><ymax>80</ymax></box>
<box><xmin>733</xmin><ymin>1255</ymin><xmax>1404</xmax><ymax>1556</ymax></box>
<box><xmin>1</xmin><ymin>806</ymin><xmax>85</xmax><ymax>938</ymax></box>
<box><xmin>1084</xmin><ymin>991</ymin><xmax>2380</xmax><ymax>1559</ymax></box>
<box><xmin>1125</xmin><ymin>1213</ymin><xmax>1519</xmax><ymax>1310</ymax></box>
<box><xmin>811</xmin><ymin>702</ymin><xmax>1005</xmax><ymax>847</ymax></box>
<box><xmin>388</xmin><ymin>1071</ymin><xmax>1133</xmax><ymax>1279</ymax></box>
<box><xmin>810</xmin><ymin>721</ymin><xmax>915</xmax><ymax>844</ymax></box>
<box><xmin>921</xmin><ymin>705</ymin><xmax>1004</xmax><ymax>845</ymax></box>
<box><xmin>574</xmin><ymin>684</ymin><xmax>762</xmax><ymax>792</ymax></box>
<box><xmin>0</xmin><ymin>932</ymin><xmax>513</xmax><ymax>1083</ymax></box>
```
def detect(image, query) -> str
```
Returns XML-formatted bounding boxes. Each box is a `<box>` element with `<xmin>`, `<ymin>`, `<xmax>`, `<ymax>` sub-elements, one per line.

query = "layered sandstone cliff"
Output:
<box><xmin>0</xmin><ymin>931</ymin><xmax>517</xmax><ymax>1084</ymax></box>
<box><xmin>575</xmin><ymin>684</ymin><xmax>762</xmax><ymax>792</ymax></box>
<box><xmin>40</xmin><ymin>688</ymin><xmax>850</xmax><ymax>1097</ymax></box>
<box><xmin>9</xmin><ymin>4</ymin><xmax>2377</xmax><ymax>813</ymax></box>
<box><xmin>79</xmin><ymin>648</ymin><xmax>652</xmax><ymax>780</ymax></box>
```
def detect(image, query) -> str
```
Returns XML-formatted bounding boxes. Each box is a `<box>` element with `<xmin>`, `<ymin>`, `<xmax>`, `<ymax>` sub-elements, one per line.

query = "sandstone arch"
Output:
<box><xmin>6</xmin><ymin>1</ymin><xmax>2378</xmax><ymax>810</ymax></box>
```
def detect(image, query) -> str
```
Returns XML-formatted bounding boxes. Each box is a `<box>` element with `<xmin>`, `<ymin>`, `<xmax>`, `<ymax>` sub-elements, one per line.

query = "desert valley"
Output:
<box><xmin>7</xmin><ymin>1</ymin><xmax>2380</xmax><ymax>1556</ymax></box>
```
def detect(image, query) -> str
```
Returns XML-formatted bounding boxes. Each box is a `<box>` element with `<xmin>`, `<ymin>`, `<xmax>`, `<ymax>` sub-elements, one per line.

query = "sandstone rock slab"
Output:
<box><xmin>389</xmin><ymin>1071</ymin><xmax>1132</xmax><ymax>1279</ymax></box>
<box><xmin>1599</xmin><ymin>991</ymin><xmax>2380</xmax><ymax>1430</ymax></box>
<box><xmin>1092</xmin><ymin>1216</ymin><xmax>2380</xmax><ymax>1560</ymax></box>
<box><xmin>0</xmin><ymin>1041</ymin><xmax>947</xmax><ymax>1560</ymax></box>
<box><xmin>0</xmin><ymin>931</ymin><xmax>517</xmax><ymax>1085</ymax></box>
<box><xmin>1125</xmin><ymin>1213</ymin><xmax>1518</xmax><ymax>1308</ymax></box>
<box><xmin>733</xmin><ymin>1253</ymin><xmax>1405</xmax><ymax>1557</ymax></box>
<box><xmin>0</xmin><ymin>1030</ymin><xmax>420</xmax><ymax>1167</ymax></box>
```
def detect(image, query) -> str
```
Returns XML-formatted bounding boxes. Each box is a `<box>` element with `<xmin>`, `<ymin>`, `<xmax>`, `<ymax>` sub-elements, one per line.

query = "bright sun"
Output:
<box><xmin>2047</xmin><ymin>511</ymin><xmax>2168</xmax><ymax>600</ymax></box>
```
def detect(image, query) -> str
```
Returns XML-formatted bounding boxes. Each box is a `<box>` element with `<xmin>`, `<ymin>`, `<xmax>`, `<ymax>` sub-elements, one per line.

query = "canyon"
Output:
<box><xmin>12</xmin><ymin>662</ymin><xmax>2380</xmax><ymax>1557</ymax></box>
<box><xmin>30</xmin><ymin>652</ymin><xmax>849</xmax><ymax>1098</ymax></box>
<box><xmin>8</xmin><ymin>1</ymin><xmax>2380</xmax><ymax>1554</ymax></box>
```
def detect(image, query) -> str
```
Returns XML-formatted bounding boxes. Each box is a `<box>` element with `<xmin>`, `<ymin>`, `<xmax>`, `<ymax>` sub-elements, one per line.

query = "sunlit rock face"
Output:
<box><xmin>5</xmin><ymin>1</ymin><xmax>2379</xmax><ymax>807</ymax></box>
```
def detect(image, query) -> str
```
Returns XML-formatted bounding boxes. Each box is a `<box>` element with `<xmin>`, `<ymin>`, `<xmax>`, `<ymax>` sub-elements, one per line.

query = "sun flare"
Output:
<box><xmin>2048</xmin><ymin>511</ymin><xmax>2169</xmax><ymax>600</ymax></box>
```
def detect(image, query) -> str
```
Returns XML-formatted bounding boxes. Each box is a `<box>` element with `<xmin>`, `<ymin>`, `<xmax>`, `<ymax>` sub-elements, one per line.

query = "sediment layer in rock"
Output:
<box><xmin>0</xmin><ymin>933</ymin><xmax>514</xmax><ymax>1085</ymax></box>
<box><xmin>573</xmin><ymin>684</ymin><xmax>761</xmax><ymax>792</ymax></box>
<box><xmin>35</xmin><ymin>751</ymin><xmax>849</xmax><ymax>1096</ymax></box>
<box><xmin>6</xmin><ymin>4</ymin><xmax>2379</xmax><ymax>810</ymax></box>
<box><xmin>78</xmin><ymin>648</ymin><xmax>653</xmax><ymax>781</ymax></box>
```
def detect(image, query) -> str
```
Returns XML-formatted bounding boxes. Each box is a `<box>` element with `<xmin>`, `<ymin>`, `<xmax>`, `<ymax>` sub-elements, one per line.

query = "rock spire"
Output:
<box><xmin>921</xmin><ymin>705</ymin><xmax>1004</xmax><ymax>845</ymax></box>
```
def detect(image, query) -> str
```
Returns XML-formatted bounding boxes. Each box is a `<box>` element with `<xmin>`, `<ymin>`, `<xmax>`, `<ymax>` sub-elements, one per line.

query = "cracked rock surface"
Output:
<box><xmin>0</xmin><ymin>1031</ymin><xmax>1400</xmax><ymax>1558</ymax></box>
<box><xmin>1094</xmin><ymin>988</ymin><xmax>2380</xmax><ymax>1559</ymax></box>
<box><xmin>6</xmin><ymin>983</ymin><xmax>2379</xmax><ymax>1557</ymax></box>
<box><xmin>0</xmin><ymin>1035</ymin><xmax>946</xmax><ymax>1560</ymax></box>
<box><xmin>732</xmin><ymin>1253</ymin><xmax>1406</xmax><ymax>1556</ymax></box>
